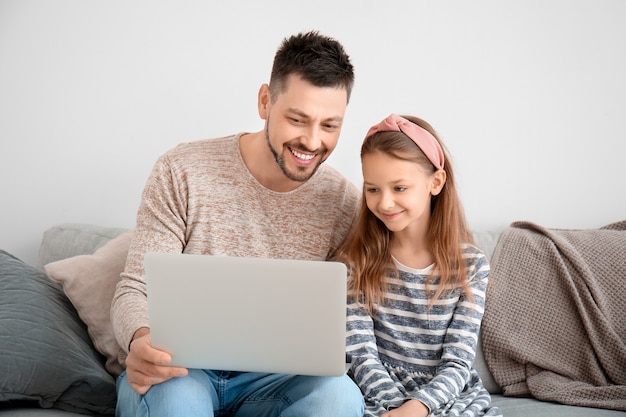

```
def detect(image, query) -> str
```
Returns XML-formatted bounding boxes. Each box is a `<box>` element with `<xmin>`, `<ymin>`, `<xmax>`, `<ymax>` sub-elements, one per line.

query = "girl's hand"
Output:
<box><xmin>381</xmin><ymin>399</ymin><xmax>429</xmax><ymax>417</ymax></box>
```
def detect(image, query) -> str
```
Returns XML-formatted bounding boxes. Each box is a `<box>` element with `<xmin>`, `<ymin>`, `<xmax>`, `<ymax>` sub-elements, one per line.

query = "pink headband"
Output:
<box><xmin>365</xmin><ymin>114</ymin><xmax>445</xmax><ymax>170</ymax></box>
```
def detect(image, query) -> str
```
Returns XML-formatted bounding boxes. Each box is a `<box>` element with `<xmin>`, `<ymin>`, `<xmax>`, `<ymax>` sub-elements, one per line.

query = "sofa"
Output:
<box><xmin>0</xmin><ymin>222</ymin><xmax>624</xmax><ymax>416</ymax></box>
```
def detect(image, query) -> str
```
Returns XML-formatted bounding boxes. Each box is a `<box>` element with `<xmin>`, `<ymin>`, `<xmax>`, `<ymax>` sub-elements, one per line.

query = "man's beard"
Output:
<box><xmin>265</xmin><ymin>123</ymin><xmax>325</xmax><ymax>183</ymax></box>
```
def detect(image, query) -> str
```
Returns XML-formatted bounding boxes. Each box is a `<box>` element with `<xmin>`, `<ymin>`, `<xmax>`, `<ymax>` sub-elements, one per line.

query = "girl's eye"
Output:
<box><xmin>395</xmin><ymin>186</ymin><xmax>407</xmax><ymax>192</ymax></box>
<box><xmin>366</xmin><ymin>187</ymin><xmax>379</xmax><ymax>193</ymax></box>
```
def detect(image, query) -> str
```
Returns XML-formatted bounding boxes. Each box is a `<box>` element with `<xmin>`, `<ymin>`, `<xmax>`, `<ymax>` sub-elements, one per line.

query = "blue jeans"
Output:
<box><xmin>116</xmin><ymin>369</ymin><xmax>364</xmax><ymax>417</ymax></box>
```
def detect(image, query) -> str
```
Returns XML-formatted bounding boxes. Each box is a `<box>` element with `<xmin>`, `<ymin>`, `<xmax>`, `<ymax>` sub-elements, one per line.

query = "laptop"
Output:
<box><xmin>144</xmin><ymin>252</ymin><xmax>348</xmax><ymax>376</ymax></box>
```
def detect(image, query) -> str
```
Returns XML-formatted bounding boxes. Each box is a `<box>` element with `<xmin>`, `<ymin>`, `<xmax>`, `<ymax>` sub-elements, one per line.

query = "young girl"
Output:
<box><xmin>336</xmin><ymin>114</ymin><xmax>502</xmax><ymax>417</ymax></box>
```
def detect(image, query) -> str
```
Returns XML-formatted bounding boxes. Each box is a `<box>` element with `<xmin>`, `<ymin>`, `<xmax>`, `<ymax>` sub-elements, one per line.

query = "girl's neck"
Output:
<box><xmin>390</xmin><ymin>229</ymin><xmax>433</xmax><ymax>270</ymax></box>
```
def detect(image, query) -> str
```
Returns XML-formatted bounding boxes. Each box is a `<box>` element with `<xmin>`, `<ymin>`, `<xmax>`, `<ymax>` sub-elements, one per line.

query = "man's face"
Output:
<box><xmin>261</xmin><ymin>75</ymin><xmax>348</xmax><ymax>183</ymax></box>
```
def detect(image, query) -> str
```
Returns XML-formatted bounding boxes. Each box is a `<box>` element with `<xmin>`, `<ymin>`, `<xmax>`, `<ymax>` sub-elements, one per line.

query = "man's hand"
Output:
<box><xmin>125</xmin><ymin>328</ymin><xmax>189</xmax><ymax>394</ymax></box>
<box><xmin>381</xmin><ymin>399</ymin><xmax>429</xmax><ymax>417</ymax></box>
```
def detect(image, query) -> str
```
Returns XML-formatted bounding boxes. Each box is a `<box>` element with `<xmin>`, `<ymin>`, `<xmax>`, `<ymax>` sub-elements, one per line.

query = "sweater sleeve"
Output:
<box><xmin>111</xmin><ymin>153</ymin><xmax>188</xmax><ymax>352</ymax></box>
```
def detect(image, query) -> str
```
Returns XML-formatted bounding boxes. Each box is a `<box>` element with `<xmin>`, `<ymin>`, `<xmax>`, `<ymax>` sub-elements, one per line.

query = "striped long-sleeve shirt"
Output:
<box><xmin>346</xmin><ymin>245</ymin><xmax>502</xmax><ymax>417</ymax></box>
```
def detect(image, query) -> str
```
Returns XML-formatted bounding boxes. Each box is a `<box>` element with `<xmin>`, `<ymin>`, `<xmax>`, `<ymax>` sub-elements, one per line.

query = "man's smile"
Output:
<box><xmin>289</xmin><ymin>147</ymin><xmax>317</xmax><ymax>164</ymax></box>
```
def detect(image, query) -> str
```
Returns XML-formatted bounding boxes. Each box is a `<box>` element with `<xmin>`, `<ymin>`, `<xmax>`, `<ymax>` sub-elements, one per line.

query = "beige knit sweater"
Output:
<box><xmin>111</xmin><ymin>133</ymin><xmax>360</xmax><ymax>353</ymax></box>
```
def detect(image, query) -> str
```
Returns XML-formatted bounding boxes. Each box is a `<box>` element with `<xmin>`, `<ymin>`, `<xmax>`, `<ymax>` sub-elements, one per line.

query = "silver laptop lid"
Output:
<box><xmin>145</xmin><ymin>252</ymin><xmax>348</xmax><ymax>376</ymax></box>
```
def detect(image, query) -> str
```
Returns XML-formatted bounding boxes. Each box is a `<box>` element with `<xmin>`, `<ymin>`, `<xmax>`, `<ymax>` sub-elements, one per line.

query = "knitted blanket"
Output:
<box><xmin>481</xmin><ymin>220</ymin><xmax>626</xmax><ymax>411</ymax></box>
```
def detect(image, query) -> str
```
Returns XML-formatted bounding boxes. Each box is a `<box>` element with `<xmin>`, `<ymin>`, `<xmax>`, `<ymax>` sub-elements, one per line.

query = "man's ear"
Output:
<box><xmin>257</xmin><ymin>84</ymin><xmax>271</xmax><ymax>120</ymax></box>
<box><xmin>430</xmin><ymin>169</ymin><xmax>447</xmax><ymax>196</ymax></box>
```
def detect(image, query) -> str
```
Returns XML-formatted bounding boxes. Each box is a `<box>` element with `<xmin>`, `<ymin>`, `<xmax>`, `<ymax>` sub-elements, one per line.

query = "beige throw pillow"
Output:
<box><xmin>45</xmin><ymin>230</ymin><xmax>133</xmax><ymax>377</ymax></box>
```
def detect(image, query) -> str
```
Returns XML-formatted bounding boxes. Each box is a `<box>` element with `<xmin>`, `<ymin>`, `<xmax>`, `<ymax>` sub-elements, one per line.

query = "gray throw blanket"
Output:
<box><xmin>481</xmin><ymin>220</ymin><xmax>626</xmax><ymax>411</ymax></box>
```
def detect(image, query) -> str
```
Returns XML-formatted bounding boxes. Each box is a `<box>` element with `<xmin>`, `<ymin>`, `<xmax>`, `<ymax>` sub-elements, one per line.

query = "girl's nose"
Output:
<box><xmin>379</xmin><ymin>192</ymin><xmax>394</xmax><ymax>211</ymax></box>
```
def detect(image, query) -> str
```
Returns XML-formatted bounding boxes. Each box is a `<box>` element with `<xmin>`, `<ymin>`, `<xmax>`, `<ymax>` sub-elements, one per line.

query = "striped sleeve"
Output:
<box><xmin>346</xmin><ymin>299</ymin><xmax>406</xmax><ymax>411</ymax></box>
<box><xmin>411</xmin><ymin>249</ymin><xmax>489</xmax><ymax>411</ymax></box>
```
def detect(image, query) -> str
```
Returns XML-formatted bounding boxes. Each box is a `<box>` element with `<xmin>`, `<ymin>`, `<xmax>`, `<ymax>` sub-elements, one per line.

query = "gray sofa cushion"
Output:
<box><xmin>36</xmin><ymin>223</ymin><xmax>129</xmax><ymax>269</ymax></box>
<box><xmin>471</xmin><ymin>228</ymin><xmax>505</xmax><ymax>394</ymax></box>
<box><xmin>0</xmin><ymin>250</ymin><xmax>116</xmax><ymax>415</ymax></box>
<box><xmin>490</xmin><ymin>395</ymin><xmax>626</xmax><ymax>417</ymax></box>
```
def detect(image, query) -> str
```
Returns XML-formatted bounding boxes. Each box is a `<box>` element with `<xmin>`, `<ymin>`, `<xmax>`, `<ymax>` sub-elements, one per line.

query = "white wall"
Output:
<box><xmin>2</xmin><ymin>0</ymin><xmax>625</xmax><ymax>265</ymax></box>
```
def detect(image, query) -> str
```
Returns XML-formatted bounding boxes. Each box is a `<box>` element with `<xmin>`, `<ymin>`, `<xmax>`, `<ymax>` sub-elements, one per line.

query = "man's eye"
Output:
<box><xmin>324</xmin><ymin>124</ymin><xmax>339</xmax><ymax>130</ymax></box>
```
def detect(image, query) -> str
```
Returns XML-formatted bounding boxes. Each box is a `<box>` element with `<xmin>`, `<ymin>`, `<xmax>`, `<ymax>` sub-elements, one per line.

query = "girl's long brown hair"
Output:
<box><xmin>335</xmin><ymin>115</ymin><xmax>474</xmax><ymax>313</ymax></box>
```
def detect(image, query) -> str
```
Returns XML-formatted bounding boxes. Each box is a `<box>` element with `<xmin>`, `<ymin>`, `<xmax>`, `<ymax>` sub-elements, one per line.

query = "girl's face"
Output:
<box><xmin>362</xmin><ymin>151</ymin><xmax>445</xmax><ymax>235</ymax></box>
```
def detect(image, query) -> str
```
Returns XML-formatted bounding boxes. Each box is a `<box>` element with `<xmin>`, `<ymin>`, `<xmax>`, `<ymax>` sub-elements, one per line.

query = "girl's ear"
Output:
<box><xmin>257</xmin><ymin>83</ymin><xmax>271</xmax><ymax>120</ymax></box>
<box><xmin>430</xmin><ymin>169</ymin><xmax>447</xmax><ymax>196</ymax></box>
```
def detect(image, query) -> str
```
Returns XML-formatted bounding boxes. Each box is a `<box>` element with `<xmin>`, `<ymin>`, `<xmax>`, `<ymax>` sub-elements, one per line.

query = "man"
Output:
<box><xmin>111</xmin><ymin>31</ymin><xmax>364</xmax><ymax>416</ymax></box>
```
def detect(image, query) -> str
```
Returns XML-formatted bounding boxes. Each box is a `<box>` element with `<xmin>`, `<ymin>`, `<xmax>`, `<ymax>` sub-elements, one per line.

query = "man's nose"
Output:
<box><xmin>301</xmin><ymin>126</ymin><xmax>322</xmax><ymax>151</ymax></box>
